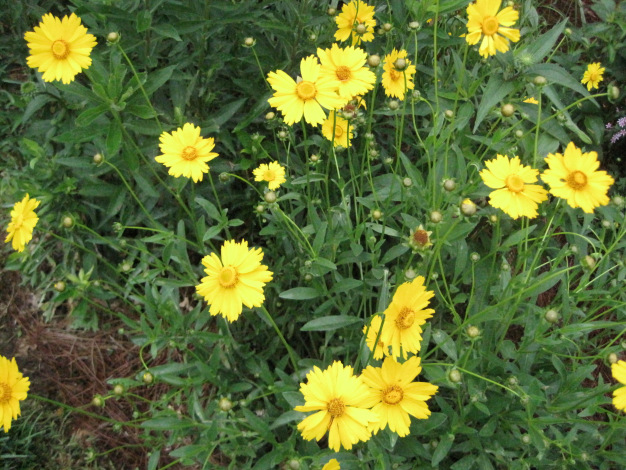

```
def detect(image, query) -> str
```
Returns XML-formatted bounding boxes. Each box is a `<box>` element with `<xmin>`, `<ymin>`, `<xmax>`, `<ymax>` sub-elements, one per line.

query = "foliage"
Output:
<box><xmin>1</xmin><ymin>0</ymin><xmax>625</xmax><ymax>469</ymax></box>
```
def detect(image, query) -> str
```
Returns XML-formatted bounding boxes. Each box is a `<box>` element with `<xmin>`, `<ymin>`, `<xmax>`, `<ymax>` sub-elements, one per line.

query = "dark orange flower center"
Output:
<box><xmin>296</xmin><ymin>81</ymin><xmax>317</xmax><ymax>100</ymax></box>
<box><xmin>51</xmin><ymin>39</ymin><xmax>70</xmax><ymax>60</ymax></box>
<box><xmin>382</xmin><ymin>385</ymin><xmax>404</xmax><ymax>405</ymax></box>
<box><xmin>0</xmin><ymin>383</ymin><xmax>12</xmax><ymax>404</ymax></box>
<box><xmin>505</xmin><ymin>174</ymin><xmax>525</xmax><ymax>193</ymax></box>
<box><xmin>218</xmin><ymin>266</ymin><xmax>238</xmax><ymax>288</ymax></box>
<box><xmin>482</xmin><ymin>16</ymin><xmax>499</xmax><ymax>36</ymax></box>
<box><xmin>181</xmin><ymin>146</ymin><xmax>198</xmax><ymax>161</ymax></box>
<box><xmin>566</xmin><ymin>170</ymin><xmax>587</xmax><ymax>190</ymax></box>
<box><xmin>335</xmin><ymin>65</ymin><xmax>352</xmax><ymax>82</ymax></box>
<box><xmin>396</xmin><ymin>307</ymin><xmax>415</xmax><ymax>329</ymax></box>
<box><xmin>389</xmin><ymin>69</ymin><xmax>401</xmax><ymax>81</ymax></box>
<box><xmin>327</xmin><ymin>397</ymin><xmax>345</xmax><ymax>418</ymax></box>
<box><xmin>413</xmin><ymin>229</ymin><xmax>430</xmax><ymax>246</ymax></box>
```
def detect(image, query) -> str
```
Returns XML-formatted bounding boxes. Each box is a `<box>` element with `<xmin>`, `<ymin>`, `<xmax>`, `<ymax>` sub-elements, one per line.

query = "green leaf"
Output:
<box><xmin>279</xmin><ymin>287</ymin><xmax>321</xmax><ymax>300</ymax></box>
<box><xmin>431</xmin><ymin>433</ymin><xmax>455</xmax><ymax>466</ymax></box>
<box><xmin>473</xmin><ymin>75</ymin><xmax>515</xmax><ymax>132</ymax></box>
<box><xmin>153</xmin><ymin>23</ymin><xmax>182</xmax><ymax>41</ymax></box>
<box><xmin>500</xmin><ymin>225</ymin><xmax>537</xmax><ymax>250</ymax></box>
<box><xmin>431</xmin><ymin>329</ymin><xmax>457</xmax><ymax>361</ymax></box>
<box><xmin>380</xmin><ymin>244</ymin><xmax>409</xmax><ymax>264</ymax></box>
<box><xmin>75</xmin><ymin>104</ymin><xmax>109</xmax><ymax>127</ymax></box>
<box><xmin>141</xmin><ymin>416</ymin><xmax>192</xmax><ymax>430</ymax></box>
<box><xmin>143</xmin><ymin>65</ymin><xmax>178</xmax><ymax>96</ymax></box>
<box><xmin>136</xmin><ymin>10</ymin><xmax>152</xmax><ymax>32</ymax></box>
<box><xmin>106</xmin><ymin>119</ymin><xmax>123</xmax><ymax>156</ymax></box>
<box><xmin>519</xmin><ymin>20</ymin><xmax>567</xmax><ymax>63</ymax></box>
<box><xmin>301</xmin><ymin>315</ymin><xmax>362</xmax><ymax>332</ymax></box>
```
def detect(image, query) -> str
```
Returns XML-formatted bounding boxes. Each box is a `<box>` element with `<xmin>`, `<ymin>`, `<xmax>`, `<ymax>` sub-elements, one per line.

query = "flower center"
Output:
<box><xmin>382</xmin><ymin>385</ymin><xmax>404</xmax><ymax>405</ymax></box>
<box><xmin>566</xmin><ymin>170</ymin><xmax>588</xmax><ymax>190</ymax></box>
<box><xmin>395</xmin><ymin>307</ymin><xmax>415</xmax><ymax>329</ymax></box>
<box><xmin>263</xmin><ymin>170</ymin><xmax>276</xmax><ymax>181</ymax></box>
<box><xmin>51</xmin><ymin>39</ymin><xmax>70</xmax><ymax>60</ymax></box>
<box><xmin>335</xmin><ymin>65</ymin><xmax>352</xmax><ymax>82</ymax></box>
<box><xmin>12</xmin><ymin>213</ymin><xmax>24</xmax><ymax>230</ymax></box>
<box><xmin>505</xmin><ymin>174</ymin><xmax>525</xmax><ymax>193</ymax></box>
<box><xmin>0</xmin><ymin>383</ymin><xmax>12</xmax><ymax>404</ymax></box>
<box><xmin>413</xmin><ymin>229</ymin><xmax>430</xmax><ymax>246</ymax></box>
<box><xmin>296</xmin><ymin>81</ymin><xmax>317</xmax><ymax>100</ymax></box>
<box><xmin>218</xmin><ymin>266</ymin><xmax>238</xmax><ymax>288</ymax></box>
<box><xmin>327</xmin><ymin>397</ymin><xmax>345</xmax><ymax>418</ymax></box>
<box><xmin>389</xmin><ymin>69</ymin><xmax>401</xmax><ymax>81</ymax></box>
<box><xmin>181</xmin><ymin>146</ymin><xmax>198</xmax><ymax>161</ymax></box>
<box><xmin>588</xmin><ymin>72</ymin><xmax>598</xmax><ymax>82</ymax></box>
<box><xmin>482</xmin><ymin>16</ymin><xmax>500</xmax><ymax>36</ymax></box>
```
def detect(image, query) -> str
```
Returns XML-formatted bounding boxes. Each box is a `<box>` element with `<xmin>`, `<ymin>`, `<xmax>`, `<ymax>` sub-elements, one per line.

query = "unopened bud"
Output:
<box><xmin>113</xmin><ymin>384</ymin><xmax>125</xmax><ymax>396</ymax></box>
<box><xmin>533</xmin><ymin>75</ymin><xmax>547</xmax><ymax>86</ymax></box>
<box><xmin>93</xmin><ymin>152</ymin><xmax>103</xmax><ymax>164</ymax></box>
<box><xmin>402</xmin><ymin>177</ymin><xmax>413</xmax><ymax>187</ymax></box>
<box><xmin>287</xmin><ymin>460</ymin><xmax>301</xmax><ymax>470</ymax></box>
<box><xmin>514</xmin><ymin>129</ymin><xmax>524</xmax><ymax>138</ymax></box>
<box><xmin>264</xmin><ymin>191</ymin><xmax>277</xmax><ymax>204</ymax></box>
<box><xmin>219</xmin><ymin>397</ymin><xmax>233</xmax><ymax>412</ymax></box>
<box><xmin>408</xmin><ymin>21</ymin><xmax>420</xmax><ymax>30</ymax></box>
<box><xmin>243</xmin><ymin>37</ymin><xmax>255</xmax><ymax>47</ymax></box>
<box><xmin>466</xmin><ymin>325</ymin><xmax>481</xmax><ymax>338</ymax></box>
<box><xmin>394</xmin><ymin>58</ymin><xmax>406</xmax><ymax>70</ymax></box>
<box><xmin>443</xmin><ymin>179</ymin><xmax>456</xmax><ymax>191</ymax></box>
<box><xmin>430</xmin><ymin>210</ymin><xmax>443</xmax><ymax>223</ymax></box>
<box><xmin>383</xmin><ymin>23</ymin><xmax>392</xmax><ymax>32</ymax></box>
<box><xmin>265</xmin><ymin>111</ymin><xmax>275</xmax><ymax>120</ymax></box>
<box><xmin>388</xmin><ymin>100</ymin><xmax>400</xmax><ymax>110</ymax></box>
<box><xmin>460</xmin><ymin>198</ymin><xmax>477</xmax><ymax>216</ymax></box>
<box><xmin>355</xmin><ymin>23</ymin><xmax>367</xmax><ymax>34</ymax></box>
<box><xmin>368</xmin><ymin>54</ymin><xmax>381</xmax><ymax>67</ymax></box>
<box><xmin>255</xmin><ymin>204</ymin><xmax>265</xmax><ymax>214</ymax></box>
<box><xmin>106</xmin><ymin>32</ymin><xmax>120</xmax><ymax>44</ymax></box>
<box><xmin>544</xmin><ymin>309</ymin><xmax>559</xmax><ymax>323</ymax></box>
<box><xmin>501</xmin><ymin>103</ymin><xmax>515</xmax><ymax>117</ymax></box>
<box><xmin>92</xmin><ymin>395</ymin><xmax>104</xmax><ymax>407</ymax></box>
<box><xmin>608</xmin><ymin>352</ymin><xmax>618</xmax><ymax>364</ymax></box>
<box><xmin>470</xmin><ymin>252</ymin><xmax>480</xmax><ymax>262</ymax></box>
<box><xmin>219</xmin><ymin>172</ymin><xmax>230</xmax><ymax>182</ymax></box>
<box><xmin>444</xmin><ymin>109</ymin><xmax>454</xmax><ymax>119</ymax></box>
<box><xmin>583</xmin><ymin>255</ymin><xmax>596</xmax><ymax>270</ymax></box>
<box><xmin>142</xmin><ymin>372</ymin><xmax>154</xmax><ymax>384</ymax></box>
<box><xmin>327</xmin><ymin>7</ymin><xmax>336</xmax><ymax>15</ymax></box>
<box><xmin>448</xmin><ymin>369</ymin><xmax>462</xmax><ymax>383</ymax></box>
<box><xmin>371</xmin><ymin>209</ymin><xmax>383</xmax><ymax>220</ymax></box>
<box><xmin>609</xmin><ymin>84</ymin><xmax>620</xmax><ymax>102</ymax></box>
<box><xmin>62</xmin><ymin>216</ymin><xmax>74</xmax><ymax>228</ymax></box>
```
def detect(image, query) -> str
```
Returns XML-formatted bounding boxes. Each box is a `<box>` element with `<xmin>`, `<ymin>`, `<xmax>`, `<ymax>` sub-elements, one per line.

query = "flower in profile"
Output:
<box><xmin>267</xmin><ymin>56</ymin><xmax>347</xmax><ymax>126</ymax></box>
<box><xmin>381</xmin><ymin>49</ymin><xmax>416</xmax><ymax>100</ymax></box>
<box><xmin>253</xmin><ymin>162</ymin><xmax>286</xmax><ymax>190</ymax></box>
<box><xmin>0</xmin><ymin>356</ymin><xmax>30</xmax><ymax>432</ymax></box>
<box><xmin>5</xmin><ymin>194</ymin><xmax>40</xmax><ymax>253</ymax></box>
<box><xmin>611</xmin><ymin>360</ymin><xmax>626</xmax><ymax>412</ymax></box>
<box><xmin>523</xmin><ymin>97</ymin><xmax>539</xmax><ymax>104</ymax></box>
<box><xmin>335</xmin><ymin>1</ymin><xmax>376</xmax><ymax>46</ymax></box>
<box><xmin>380</xmin><ymin>276</ymin><xmax>435</xmax><ymax>359</ymax></box>
<box><xmin>317</xmin><ymin>44</ymin><xmax>376</xmax><ymax>99</ymax></box>
<box><xmin>322</xmin><ymin>459</ymin><xmax>340</xmax><ymax>470</ymax></box>
<box><xmin>480</xmin><ymin>155</ymin><xmax>548</xmax><ymax>219</ymax></box>
<box><xmin>155</xmin><ymin>123</ymin><xmax>219</xmax><ymax>183</ymax></box>
<box><xmin>541</xmin><ymin>142</ymin><xmax>614</xmax><ymax>213</ymax></box>
<box><xmin>295</xmin><ymin>361</ymin><xmax>378</xmax><ymax>452</ymax></box>
<box><xmin>361</xmin><ymin>356</ymin><xmax>438</xmax><ymax>437</ymax></box>
<box><xmin>581</xmin><ymin>62</ymin><xmax>605</xmax><ymax>91</ymax></box>
<box><xmin>408</xmin><ymin>225</ymin><xmax>433</xmax><ymax>251</ymax></box>
<box><xmin>24</xmin><ymin>13</ymin><xmax>97</xmax><ymax>84</ymax></box>
<box><xmin>363</xmin><ymin>315</ymin><xmax>388</xmax><ymax>360</ymax></box>
<box><xmin>196</xmin><ymin>240</ymin><xmax>273</xmax><ymax>322</ymax></box>
<box><xmin>321</xmin><ymin>111</ymin><xmax>353</xmax><ymax>147</ymax></box>
<box><xmin>465</xmin><ymin>0</ymin><xmax>520</xmax><ymax>58</ymax></box>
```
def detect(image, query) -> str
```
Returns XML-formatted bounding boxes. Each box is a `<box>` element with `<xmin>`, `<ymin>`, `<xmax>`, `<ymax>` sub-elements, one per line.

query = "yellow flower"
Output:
<box><xmin>317</xmin><ymin>44</ymin><xmax>376</xmax><ymax>99</ymax></box>
<box><xmin>196</xmin><ymin>240</ymin><xmax>273</xmax><ymax>322</ymax></box>
<box><xmin>24</xmin><ymin>13</ymin><xmax>97</xmax><ymax>84</ymax></box>
<box><xmin>5</xmin><ymin>194</ymin><xmax>40</xmax><ymax>253</ymax></box>
<box><xmin>295</xmin><ymin>361</ymin><xmax>378</xmax><ymax>452</ymax></box>
<box><xmin>0</xmin><ymin>356</ymin><xmax>30</xmax><ymax>432</ymax></box>
<box><xmin>465</xmin><ymin>0</ymin><xmax>520</xmax><ymax>58</ymax></box>
<box><xmin>363</xmin><ymin>315</ymin><xmax>388</xmax><ymax>360</ymax></box>
<box><xmin>321</xmin><ymin>111</ymin><xmax>353</xmax><ymax>147</ymax></box>
<box><xmin>361</xmin><ymin>356</ymin><xmax>438</xmax><ymax>437</ymax></box>
<box><xmin>267</xmin><ymin>56</ymin><xmax>347</xmax><ymax>126</ymax></box>
<box><xmin>480</xmin><ymin>155</ymin><xmax>548</xmax><ymax>219</ymax></box>
<box><xmin>581</xmin><ymin>62</ymin><xmax>605</xmax><ymax>91</ymax></box>
<box><xmin>541</xmin><ymin>142</ymin><xmax>614</xmax><ymax>213</ymax></box>
<box><xmin>253</xmin><ymin>162</ymin><xmax>286</xmax><ymax>190</ymax></box>
<box><xmin>381</xmin><ymin>49</ymin><xmax>416</xmax><ymax>100</ymax></box>
<box><xmin>322</xmin><ymin>459</ymin><xmax>340</xmax><ymax>470</ymax></box>
<box><xmin>523</xmin><ymin>97</ymin><xmax>539</xmax><ymax>104</ymax></box>
<box><xmin>611</xmin><ymin>360</ymin><xmax>626</xmax><ymax>412</ymax></box>
<box><xmin>335</xmin><ymin>1</ymin><xmax>376</xmax><ymax>46</ymax></box>
<box><xmin>380</xmin><ymin>276</ymin><xmax>435</xmax><ymax>359</ymax></box>
<box><xmin>155</xmin><ymin>123</ymin><xmax>219</xmax><ymax>183</ymax></box>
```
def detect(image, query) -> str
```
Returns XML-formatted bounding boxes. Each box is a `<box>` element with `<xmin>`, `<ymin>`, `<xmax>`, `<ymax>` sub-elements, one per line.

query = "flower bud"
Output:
<box><xmin>142</xmin><ymin>372</ymin><xmax>154</xmax><ymax>384</ymax></box>
<box><xmin>608</xmin><ymin>84</ymin><xmax>620</xmax><ymax>102</ymax></box>
<box><xmin>113</xmin><ymin>384</ymin><xmax>125</xmax><ymax>396</ymax></box>
<box><xmin>219</xmin><ymin>397</ymin><xmax>233</xmax><ymax>412</ymax></box>
<box><xmin>533</xmin><ymin>75</ymin><xmax>547</xmax><ymax>86</ymax></box>
<box><xmin>388</xmin><ymin>100</ymin><xmax>400</xmax><ymax>110</ymax></box>
<box><xmin>466</xmin><ymin>325</ymin><xmax>480</xmax><ymax>338</ymax></box>
<box><xmin>383</xmin><ymin>23</ymin><xmax>392</xmax><ymax>32</ymax></box>
<box><xmin>368</xmin><ymin>54</ymin><xmax>381</xmax><ymax>67</ymax></box>
<box><xmin>460</xmin><ymin>198</ymin><xmax>477</xmax><ymax>216</ymax></box>
<box><xmin>371</xmin><ymin>209</ymin><xmax>383</xmax><ymax>220</ymax></box>
<box><xmin>255</xmin><ymin>204</ymin><xmax>265</xmax><ymax>214</ymax></box>
<box><xmin>304</xmin><ymin>273</ymin><xmax>313</xmax><ymax>282</ymax></box>
<box><xmin>309</xmin><ymin>154</ymin><xmax>319</xmax><ymax>163</ymax></box>
<box><xmin>92</xmin><ymin>395</ymin><xmax>104</xmax><ymax>407</ymax></box>
<box><xmin>121</xmin><ymin>261</ymin><xmax>132</xmax><ymax>272</ymax></box>
<box><xmin>264</xmin><ymin>191</ymin><xmax>277</xmax><ymax>204</ymax></box>
<box><xmin>448</xmin><ymin>369</ymin><xmax>462</xmax><ymax>383</ymax></box>
<box><xmin>277</xmin><ymin>130</ymin><xmax>288</xmax><ymax>140</ymax></box>
<box><xmin>402</xmin><ymin>177</ymin><xmax>413</xmax><ymax>187</ymax></box>
<box><xmin>404</xmin><ymin>268</ymin><xmax>417</xmax><ymax>280</ymax></box>
<box><xmin>93</xmin><ymin>152</ymin><xmax>104</xmax><ymax>164</ymax></box>
<box><xmin>356</xmin><ymin>23</ymin><xmax>367</xmax><ymax>34</ymax></box>
<box><xmin>608</xmin><ymin>352</ymin><xmax>618</xmax><ymax>364</ymax></box>
<box><xmin>243</xmin><ymin>37</ymin><xmax>255</xmax><ymax>47</ymax></box>
<box><xmin>521</xmin><ymin>434</ymin><xmax>531</xmax><ymax>444</ymax></box>
<box><xmin>444</xmin><ymin>109</ymin><xmax>454</xmax><ymax>119</ymax></box>
<box><xmin>383</xmin><ymin>157</ymin><xmax>393</xmax><ymax>164</ymax></box>
<box><xmin>408</xmin><ymin>21</ymin><xmax>420</xmax><ymax>30</ymax></box>
<box><xmin>514</xmin><ymin>129</ymin><xmax>524</xmax><ymax>138</ymax></box>
<box><xmin>62</xmin><ymin>216</ymin><xmax>74</xmax><ymax>228</ymax></box>
<box><xmin>219</xmin><ymin>172</ymin><xmax>229</xmax><ymax>183</ymax></box>
<box><xmin>443</xmin><ymin>179</ymin><xmax>456</xmax><ymax>191</ymax></box>
<box><xmin>54</xmin><ymin>281</ymin><xmax>66</xmax><ymax>292</ymax></box>
<box><xmin>430</xmin><ymin>210</ymin><xmax>443</xmax><ymax>223</ymax></box>
<box><xmin>470</xmin><ymin>252</ymin><xmax>480</xmax><ymax>262</ymax></box>
<box><xmin>394</xmin><ymin>58</ymin><xmax>406</xmax><ymax>70</ymax></box>
<box><xmin>489</xmin><ymin>214</ymin><xmax>498</xmax><ymax>223</ymax></box>
<box><xmin>265</xmin><ymin>111</ymin><xmax>275</xmax><ymax>120</ymax></box>
<box><xmin>287</xmin><ymin>460</ymin><xmax>301</xmax><ymax>470</ymax></box>
<box><xmin>500</xmin><ymin>103</ymin><xmax>515</xmax><ymax>117</ymax></box>
<box><xmin>544</xmin><ymin>309</ymin><xmax>559</xmax><ymax>323</ymax></box>
<box><xmin>327</xmin><ymin>7</ymin><xmax>336</xmax><ymax>15</ymax></box>
<box><xmin>612</xmin><ymin>195</ymin><xmax>624</xmax><ymax>207</ymax></box>
<box><xmin>106</xmin><ymin>32</ymin><xmax>120</xmax><ymax>44</ymax></box>
<box><xmin>582</xmin><ymin>255</ymin><xmax>596</xmax><ymax>270</ymax></box>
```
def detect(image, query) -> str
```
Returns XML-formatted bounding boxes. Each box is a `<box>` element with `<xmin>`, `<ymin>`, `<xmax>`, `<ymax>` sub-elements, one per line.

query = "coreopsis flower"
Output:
<box><xmin>465</xmin><ymin>0</ymin><xmax>520</xmax><ymax>58</ymax></box>
<box><xmin>361</xmin><ymin>356</ymin><xmax>438</xmax><ymax>437</ymax></box>
<box><xmin>155</xmin><ymin>123</ymin><xmax>219</xmax><ymax>182</ymax></box>
<box><xmin>0</xmin><ymin>356</ymin><xmax>30</xmax><ymax>432</ymax></box>
<box><xmin>196</xmin><ymin>240</ymin><xmax>273</xmax><ymax>322</ymax></box>
<box><xmin>541</xmin><ymin>142</ymin><xmax>614</xmax><ymax>213</ymax></box>
<box><xmin>321</xmin><ymin>111</ymin><xmax>353</xmax><ymax>147</ymax></box>
<box><xmin>363</xmin><ymin>315</ymin><xmax>388</xmax><ymax>360</ymax></box>
<box><xmin>611</xmin><ymin>360</ymin><xmax>626</xmax><ymax>412</ymax></box>
<box><xmin>267</xmin><ymin>56</ymin><xmax>347</xmax><ymax>126</ymax></box>
<box><xmin>317</xmin><ymin>44</ymin><xmax>376</xmax><ymax>99</ymax></box>
<box><xmin>295</xmin><ymin>361</ymin><xmax>378</xmax><ymax>451</ymax></box>
<box><xmin>322</xmin><ymin>459</ymin><xmax>340</xmax><ymax>470</ymax></box>
<box><xmin>581</xmin><ymin>62</ymin><xmax>605</xmax><ymax>91</ymax></box>
<box><xmin>381</xmin><ymin>49</ymin><xmax>416</xmax><ymax>100</ymax></box>
<box><xmin>24</xmin><ymin>13</ymin><xmax>97</xmax><ymax>84</ymax></box>
<box><xmin>5</xmin><ymin>194</ymin><xmax>40</xmax><ymax>253</ymax></box>
<box><xmin>480</xmin><ymin>155</ymin><xmax>548</xmax><ymax>219</ymax></box>
<box><xmin>409</xmin><ymin>225</ymin><xmax>433</xmax><ymax>251</ymax></box>
<box><xmin>380</xmin><ymin>276</ymin><xmax>435</xmax><ymax>359</ymax></box>
<box><xmin>335</xmin><ymin>0</ymin><xmax>376</xmax><ymax>46</ymax></box>
<box><xmin>253</xmin><ymin>161</ymin><xmax>286</xmax><ymax>190</ymax></box>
